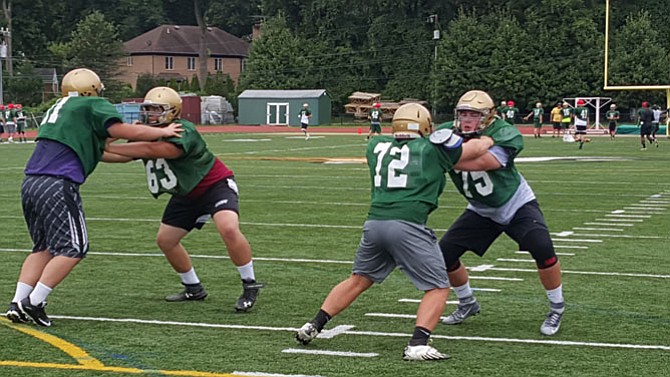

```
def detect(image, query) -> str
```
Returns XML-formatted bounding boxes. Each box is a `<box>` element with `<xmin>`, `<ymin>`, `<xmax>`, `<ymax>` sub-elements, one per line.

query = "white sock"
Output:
<box><xmin>236</xmin><ymin>261</ymin><xmax>255</xmax><ymax>282</ymax></box>
<box><xmin>546</xmin><ymin>285</ymin><xmax>564</xmax><ymax>312</ymax></box>
<box><xmin>178</xmin><ymin>268</ymin><xmax>200</xmax><ymax>285</ymax></box>
<box><xmin>12</xmin><ymin>282</ymin><xmax>33</xmax><ymax>303</ymax></box>
<box><xmin>29</xmin><ymin>282</ymin><xmax>53</xmax><ymax>306</ymax></box>
<box><xmin>452</xmin><ymin>282</ymin><xmax>475</xmax><ymax>303</ymax></box>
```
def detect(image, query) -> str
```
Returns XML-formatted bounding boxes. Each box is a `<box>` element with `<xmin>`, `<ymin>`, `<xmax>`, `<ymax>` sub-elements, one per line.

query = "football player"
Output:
<box><xmin>503</xmin><ymin>100</ymin><xmax>519</xmax><ymax>125</ymax></box>
<box><xmin>573</xmin><ymin>99</ymin><xmax>589</xmax><ymax>149</ymax></box>
<box><xmin>6</xmin><ymin>69</ymin><xmax>183</xmax><ymax>327</ymax></box>
<box><xmin>523</xmin><ymin>102</ymin><xmax>544</xmax><ymax>138</ymax></box>
<box><xmin>606</xmin><ymin>103</ymin><xmax>620</xmax><ymax>140</ymax></box>
<box><xmin>104</xmin><ymin>87</ymin><xmax>263</xmax><ymax>312</ymax></box>
<box><xmin>295</xmin><ymin>103</ymin><xmax>494</xmax><ymax>361</ymax></box>
<box><xmin>436</xmin><ymin>90</ymin><xmax>565</xmax><ymax>336</ymax></box>
<box><xmin>298</xmin><ymin>103</ymin><xmax>312</xmax><ymax>140</ymax></box>
<box><xmin>637</xmin><ymin>101</ymin><xmax>655</xmax><ymax>150</ymax></box>
<box><xmin>367</xmin><ymin>102</ymin><xmax>383</xmax><ymax>139</ymax></box>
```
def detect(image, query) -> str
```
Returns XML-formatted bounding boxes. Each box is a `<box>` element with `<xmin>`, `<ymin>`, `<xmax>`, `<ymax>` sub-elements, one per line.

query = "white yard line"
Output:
<box><xmin>281</xmin><ymin>349</ymin><xmax>378</xmax><ymax>358</ymax></box>
<box><xmin>572</xmin><ymin>227</ymin><xmax>623</xmax><ymax>232</ymax></box>
<box><xmin>584</xmin><ymin>222</ymin><xmax>634</xmax><ymax>227</ymax></box>
<box><xmin>516</xmin><ymin>251</ymin><xmax>575</xmax><ymax>256</ymax></box>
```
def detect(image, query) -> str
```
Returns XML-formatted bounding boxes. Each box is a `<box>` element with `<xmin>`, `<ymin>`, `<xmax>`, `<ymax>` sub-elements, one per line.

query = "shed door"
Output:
<box><xmin>267</xmin><ymin>102</ymin><xmax>289</xmax><ymax>125</ymax></box>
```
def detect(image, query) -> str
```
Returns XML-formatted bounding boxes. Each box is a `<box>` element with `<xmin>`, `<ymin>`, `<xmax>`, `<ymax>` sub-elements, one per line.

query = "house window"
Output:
<box><xmin>165</xmin><ymin>56</ymin><xmax>174</xmax><ymax>70</ymax></box>
<box><xmin>126</xmin><ymin>56</ymin><xmax>133</xmax><ymax>66</ymax></box>
<box><xmin>241</xmin><ymin>59</ymin><xmax>246</xmax><ymax>72</ymax></box>
<box><xmin>214</xmin><ymin>58</ymin><xmax>222</xmax><ymax>72</ymax></box>
<box><xmin>187</xmin><ymin>57</ymin><xmax>196</xmax><ymax>71</ymax></box>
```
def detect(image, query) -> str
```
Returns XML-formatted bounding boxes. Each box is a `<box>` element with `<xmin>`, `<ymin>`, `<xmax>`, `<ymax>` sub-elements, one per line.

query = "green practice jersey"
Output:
<box><xmin>142</xmin><ymin>119</ymin><xmax>215</xmax><ymax>197</ymax></box>
<box><xmin>366</xmin><ymin>135</ymin><xmax>462</xmax><ymax>224</ymax></box>
<box><xmin>504</xmin><ymin>107</ymin><xmax>519</xmax><ymax>124</ymax></box>
<box><xmin>574</xmin><ymin>106</ymin><xmax>589</xmax><ymax>122</ymax></box>
<box><xmin>369</xmin><ymin>108</ymin><xmax>383</xmax><ymax>123</ymax></box>
<box><xmin>606</xmin><ymin>110</ymin><xmax>620</xmax><ymax>122</ymax></box>
<box><xmin>531</xmin><ymin>108</ymin><xmax>543</xmax><ymax>120</ymax></box>
<box><xmin>38</xmin><ymin>96</ymin><xmax>122</xmax><ymax>177</ymax></box>
<box><xmin>560</xmin><ymin>107</ymin><xmax>573</xmax><ymax>122</ymax></box>
<box><xmin>437</xmin><ymin>119</ymin><xmax>524</xmax><ymax>208</ymax></box>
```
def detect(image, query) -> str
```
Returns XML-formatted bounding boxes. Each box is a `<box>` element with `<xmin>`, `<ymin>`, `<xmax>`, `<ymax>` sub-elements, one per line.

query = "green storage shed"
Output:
<box><xmin>238</xmin><ymin>89</ymin><xmax>331</xmax><ymax>126</ymax></box>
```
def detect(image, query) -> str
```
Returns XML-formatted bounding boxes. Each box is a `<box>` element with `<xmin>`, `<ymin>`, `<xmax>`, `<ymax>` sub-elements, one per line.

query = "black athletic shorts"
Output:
<box><xmin>441</xmin><ymin>200</ymin><xmax>550</xmax><ymax>257</ymax></box>
<box><xmin>162</xmin><ymin>177</ymin><xmax>240</xmax><ymax>231</ymax></box>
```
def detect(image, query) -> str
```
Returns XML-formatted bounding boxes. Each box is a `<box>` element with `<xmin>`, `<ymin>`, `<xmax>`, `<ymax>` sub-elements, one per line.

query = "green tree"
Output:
<box><xmin>238</xmin><ymin>15</ymin><xmax>312</xmax><ymax>90</ymax></box>
<box><xmin>608</xmin><ymin>10</ymin><xmax>669</xmax><ymax>107</ymax></box>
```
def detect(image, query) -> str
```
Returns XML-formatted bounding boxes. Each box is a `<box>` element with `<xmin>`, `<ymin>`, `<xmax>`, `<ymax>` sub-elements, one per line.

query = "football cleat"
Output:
<box><xmin>235</xmin><ymin>279</ymin><xmax>264</xmax><ymax>312</ymax></box>
<box><xmin>540</xmin><ymin>310</ymin><xmax>564</xmax><ymax>336</ymax></box>
<box><xmin>402</xmin><ymin>345</ymin><xmax>450</xmax><ymax>361</ymax></box>
<box><xmin>442</xmin><ymin>301</ymin><xmax>480</xmax><ymax>325</ymax></box>
<box><xmin>6</xmin><ymin>302</ymin><xmax>29</xmax><ymax>323</ymax></box>
<box><xmin>165</xmin><ymin>283</ymin><xmax>208</xmax><ymax>302</ymax></box>
<box><xmin>18</xmin><ymin>298</ymin><xmax>51</xmax><ymax>327</ymax></box>
<box><xmin>295</xmin><ymin>322</ymin><xmax>319</xmax><ymax>345</ymax></box>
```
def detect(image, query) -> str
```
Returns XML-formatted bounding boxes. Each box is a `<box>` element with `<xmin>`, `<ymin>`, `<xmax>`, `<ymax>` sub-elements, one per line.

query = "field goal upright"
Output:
<box><xmin>604</xmin><ymin>0</ymin><xmax>670</xmax><ymax>137</ymax></box>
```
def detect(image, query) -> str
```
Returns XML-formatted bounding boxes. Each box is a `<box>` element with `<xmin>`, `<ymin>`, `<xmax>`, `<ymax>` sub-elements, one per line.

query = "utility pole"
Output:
<box><xmin>0</xmin><ymin>27</ymin><xmax>10</xmax><ymax>105</ymax></box>
<box><xmin>427</xmin><ymin>15</ymin><xmax>440</xmax><ymax>118</ymax></box>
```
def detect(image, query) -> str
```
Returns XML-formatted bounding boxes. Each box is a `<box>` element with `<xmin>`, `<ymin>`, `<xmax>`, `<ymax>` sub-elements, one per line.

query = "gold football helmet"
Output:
<box><xmin>141</xmin><ymin>87</ymin><xmax>182</xmax><ymax>126</ymax></box>
<box><xmin>391</xmin><ymin>103</ymin><xmax>432</xmax><ymax>138</ymax></box>
<box><xmin>61</xmin><ymin>68</ymin><xmax>105</xmax><ymax>97</ymax></box>
<box><xmin>454</xmin><ymin>90</ymin><xmax>496</xmax><ymax>136</ymax></box>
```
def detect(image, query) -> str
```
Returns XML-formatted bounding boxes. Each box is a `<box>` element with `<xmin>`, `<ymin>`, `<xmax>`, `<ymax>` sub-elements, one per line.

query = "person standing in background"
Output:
<box><xmin>605</xmin><ymin>104</ymin><xmax>620</xmax><ymax>140</ymax></box>
<box><xmin>298</xmin><ymin>103</ymin><xmax>312</xmax><ymax>140</ymax></box>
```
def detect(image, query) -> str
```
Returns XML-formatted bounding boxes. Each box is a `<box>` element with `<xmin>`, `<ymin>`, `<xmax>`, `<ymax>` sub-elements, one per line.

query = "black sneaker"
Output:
<box><xmin>165</xmin><ymin>283</ymin><xmax>208</xmax><ymax>302</ymax></box>
<box><xmin>6</xmin><ymin>302</ymin><xmax>29</xmax><ymax>323</ymax></box>
<box><xmin>235</xmin><ymin>279</ymin><xmax>264</xmax><ymax>312</ymax></box>
<box><xmin>18</xmin><ymin>298</ymin><xmax>51</xmax><ymax>327</ymax></box>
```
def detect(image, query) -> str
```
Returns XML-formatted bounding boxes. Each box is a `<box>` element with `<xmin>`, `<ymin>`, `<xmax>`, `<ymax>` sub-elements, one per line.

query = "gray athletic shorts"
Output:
<box><xmin>21</xmin><ymin>175</ymin><xmax>88</xmax><ymax>258</ymax></box>
<box><xmin>5</xmin><ymin>122</ymin><xmax>16</xmax><ymax>133</ymax></box>
<box><xmin>352</xmin><ymin>219</ymin><xmax>449</xmax><ymax>291</ymax></box>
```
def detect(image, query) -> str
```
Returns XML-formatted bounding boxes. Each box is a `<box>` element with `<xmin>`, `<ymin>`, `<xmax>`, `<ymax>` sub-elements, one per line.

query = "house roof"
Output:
<box><xmin>238</xmin><ymin>89</ymin><xmax>328</xmax><ymax>99</ymax></box>
<box><xmin>124</xmin><ymin>25</ymin><xmax>249</xmax><ymax>58</ymax></box>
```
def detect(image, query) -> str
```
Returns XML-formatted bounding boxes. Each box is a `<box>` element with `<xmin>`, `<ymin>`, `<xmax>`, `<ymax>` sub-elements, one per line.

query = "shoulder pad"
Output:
<box><xmin>430</xmin><ymin>128</ymin><xmax>463</xmax><ymax>149</ymax></box>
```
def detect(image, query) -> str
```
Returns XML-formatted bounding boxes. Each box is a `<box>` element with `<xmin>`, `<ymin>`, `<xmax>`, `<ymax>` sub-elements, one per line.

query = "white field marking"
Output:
<box><xmin>566</xmin><ymin>233</ymin><xmax>660</xmax><ymax>239</ymax></box>
<box><xmin>554</xmin><ymin>245</ymin><xmax>589</xmax><ymax>249</ymax></box>
<box><xmin>594</xmin><ymin>218</ymin><xmax>642</xmax><ymax>223</ymax></box>
<box><xmin>629</xmin><ymin>204</ymin><xmax>667</xmax><ymax>208</ymax></box>
<box><xmin>398</xmin><ymin>299</ymin><xmax>460</xmax><ymax>304</ymax></box>
<box><xmin>318</xmin><ymin>325</ymin><xmax>355</xmax><ymax>339</ymax></box>
<box><xmin>552</xmin><ymin>238</ymin><xmax>603</xmax><ymax>243</ymax></box>
<box><xmin>486</xmin><ymin>267</ymin><xmax>670</xmax><ymax>279</ymax></box>
<box><xmin>584</xmin><ymin>222</ymin><xmax>634</xmax><ymax>227</ymax></box>
<box><xmin>639</xmin><ymin>200</ymin><xmax>670</xmax><ymax>204</ymax></box>
<box><xmin>234</xmin><ymin>371</ymin><xmax>324</xmax><ymax>377</ymax></box>
<box><xmin>223</xmin><ymin>138</ymin><xmax>272</xmax><ymax>142</ymax></box>
<box><xmin>281</xmin><ymin>348</ymin><xmax>378</xmax><ymax>358</ymax></box>
<box><xmin>471</xmin><ymin>288</ymin><xmax>501</xmax><ymax>292</ymax></box>
<box><xmin>469</xmin><ymin>276</ymin><xmax>523</xmax><ymax>281</ymax></box>
<box><xmin>497</xmin><ymin>258</ymin><xmax>535</xmax><ymax>263</ymax></box>
<box><xmin>353</xmin><ymin>327</ymin><xmax>670</xmax><ymax>351</ymax></box>
<box><xmin>623</xmin><ymin>207</ymin><xmax>666</xmax><ymax>212</ymax></box>
<box><xmin>468</xmin><ymin>264</ymin><xmax>495</xmax><ymax>272</ymax></box>
<box><xmin>516</xmin><ymin>251</ymin><xmax>575</xmax><ymax>256</ymax></box>
<box><xmin>285</xmin><ymin>136</ymin><xmax>325</xmax><ymax>139</ymax></box>
<box><xmin>554</xmin><ymin>231</ymin><xmax>574</xmax><ymax>237</ymax></box>
<box><xmin>573</xmin><ymin>227</ymin><xmax>623</xmax><ymax>232</ymax></box>
<box><xmin>605</xmin><ymin>214</ymin><xmax>651</xmax><ymax>218</ymax></box>
<box><xmin>46</xmin><ymin>311</ymin><xmax>670</xmax><ymax>351</ymax></box>
<box><xmin>610</xmin><ymin>210</ymin><xmax>625</xmax><ymax>214</ymax></box>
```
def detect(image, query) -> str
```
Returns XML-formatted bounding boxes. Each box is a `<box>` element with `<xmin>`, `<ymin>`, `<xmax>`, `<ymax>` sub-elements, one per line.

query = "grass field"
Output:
<box><xmin>1</xmin><ymin>132</ymin><xmax>669</xmax><ymax>377</ymax></box>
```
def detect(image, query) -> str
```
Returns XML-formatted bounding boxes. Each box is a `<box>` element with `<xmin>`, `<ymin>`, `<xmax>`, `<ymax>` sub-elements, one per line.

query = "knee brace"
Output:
<box><xmin>519</xmin><ymin>229</ymin><xmax>558</xmax><ymax>269</ymax></box>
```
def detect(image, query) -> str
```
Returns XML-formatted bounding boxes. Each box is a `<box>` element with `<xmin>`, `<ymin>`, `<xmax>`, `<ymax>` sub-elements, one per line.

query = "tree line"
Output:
<box><xmin>2</xmin><ymin>0</ymin><xmax>668</xmax><ymax>118</ymax></box>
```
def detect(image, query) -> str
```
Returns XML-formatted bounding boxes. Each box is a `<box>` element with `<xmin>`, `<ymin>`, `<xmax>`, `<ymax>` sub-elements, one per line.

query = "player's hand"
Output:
<box><xmin>162</xmin><ymin>123</ymin><xmax>184</xmax><ymax>138</ymax></box>
<box><xmin>479</xmin><ymin>135</ymin><xmax>494</xmax><ymax>148</ymax></box>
